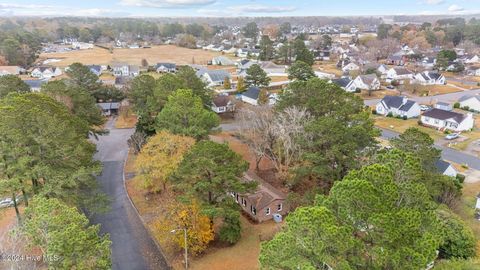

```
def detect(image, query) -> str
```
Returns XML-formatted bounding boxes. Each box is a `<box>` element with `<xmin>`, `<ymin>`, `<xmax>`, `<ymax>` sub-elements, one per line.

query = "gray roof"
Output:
<box><xmin>203</xmin><ymin>70</ymin><xmax>231</xmax><ymax>82</ymax></box>
<box><xmin>87</xmin><ymin>65</ymin><xmax>102</xmax><ymax>73</ymax></box>
<box><xmin>97</xmin><ymin>102</ymin><xmax>120</xmax><ymax>110</ymax></box>
<box><xmin>155</xmin><ymin>63</ymin><xmax>176</xmax><ymax>69</ymax></box>
<box><xmin>435</xmin><ymin>159</ymin><xmax>452</xmax><ymax>174</ymax></box>
<box><xmin>23</xmin><ymin>79</ymin><xmax>47</xmax><ymax>89</ymax></box>
<box><xmin>459</xmin><ymin>95</ymin><xmax>480</xmax><ymax>102</ymax></box>
<box><xmin>332</xmin><ymin>78</ymin><xmax>353</xmax><ymax>88</ymax></box>
<box><xmin>422</xmin><ymin>108</ymin><xmax>466</xmax><ymax>123</ymax></box>
<box><xmin>242</xmin><ymin>87</ymin><xmax>261</xmax><ymax>100</ymax></box>
<box><xmin>380</xmin><ymin>95</ymin><xmax>416</xmax><ymax>112</ymax></box>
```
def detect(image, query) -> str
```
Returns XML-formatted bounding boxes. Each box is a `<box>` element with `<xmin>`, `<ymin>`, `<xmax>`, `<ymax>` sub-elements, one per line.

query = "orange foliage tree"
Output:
<box><xmin>134</xmin><ymin>130</ymin><xmax>195</xmax><ymax>193</ymax></box>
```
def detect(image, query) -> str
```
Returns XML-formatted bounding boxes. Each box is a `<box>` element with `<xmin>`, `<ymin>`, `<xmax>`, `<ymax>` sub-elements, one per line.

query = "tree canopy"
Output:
<box><xmin>245</xmin><ymin>64</ymin><xmax>271</xmax><ymax>88</ymax></box>
<box><xmin>0</xmin><ymin>74</ymin><xmax>30</xmax><ymax>98</ymax></box>
<box><xmin>287</xmin><ymin>61</ymin><xmax>316</xmax><ymax>81</ymax></box>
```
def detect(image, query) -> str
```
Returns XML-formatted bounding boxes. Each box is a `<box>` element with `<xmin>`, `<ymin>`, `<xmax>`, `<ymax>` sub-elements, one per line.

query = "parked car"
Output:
<box><xmin>386</xmin><ymin>85</ymin><xmax>395</xmax><ymax>90</ymax></box>
<box><xmin>420</xmin><ymin>105</ymin><xmax>431</xmax><ymax>111</ymax></box>
<box><xmin>0</xmin><ymin>198</ymin><xmax>14</xmax><ymax>208</ymax></box>
<box><xmin>445</xmin><ymin>133</ymin><xmax>460</xmax><ymax>140</ymax></box>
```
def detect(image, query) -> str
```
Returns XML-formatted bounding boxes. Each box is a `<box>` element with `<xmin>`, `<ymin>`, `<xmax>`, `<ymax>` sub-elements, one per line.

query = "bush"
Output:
<box><xmin>461</xmin><ymin>106</ymin><xmax>470</xmax><ymax>111</ymax></box>
<box><xmin>456</xmin><ymin>174</ymin><xmax>465</xmax><ymax>183</ymax></box>
<box><xmin>402</xmin><ymin>115</ymin><xmax>408</xmax><ymax>120</ymax></box>
<box><xmin>355</xmin><ymin>88</ymin><xmax>361</xmax><ymax>93</ymax></box>
<box><xmin>444</xmin><ymin>130</ymin><xmax>451</xmax><ymax>135</ymax></box>
<box><xmin>219</xmin><ymin>210</ymin><xmax>242</xmax><ymax>244</ymax></box>
<box><xmin>453</xmin><ymin>102</ymin><xmax>460</xmax><ymax>109</ymax></box>
<box><xmin>437</xmin><ymin>208</ymin><xmax>477</xmax><ymax>259</ymax></box>
<box><xmin>387</xmin><ymin>112</ymin><xmax>393</xmax><ymax>117</ymax></box>
<box><xmin>372</xmin><ymin>109</ymin><xmax>377</xmax><ymax>115</ymax></box>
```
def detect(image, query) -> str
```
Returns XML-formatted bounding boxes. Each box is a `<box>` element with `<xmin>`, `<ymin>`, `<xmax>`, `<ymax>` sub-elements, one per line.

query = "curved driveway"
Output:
<box><xmin>91</xmin><ymin>119</ymin><xmax>170</xmax><ymax>270</ymax></box>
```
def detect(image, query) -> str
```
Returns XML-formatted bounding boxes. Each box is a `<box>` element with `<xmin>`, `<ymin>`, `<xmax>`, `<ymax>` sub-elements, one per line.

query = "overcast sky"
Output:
<box><xmin>0</xmin><ymin>0</ymin><xmax>479</xmax><ymax>17</ymax></box>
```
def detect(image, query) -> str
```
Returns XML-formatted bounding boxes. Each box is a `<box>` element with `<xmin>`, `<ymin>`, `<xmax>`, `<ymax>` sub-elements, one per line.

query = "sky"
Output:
<box><xmin>0</xmin><ymin>0</ymin><xmax>479</xmax><ymax>17</ymax></box>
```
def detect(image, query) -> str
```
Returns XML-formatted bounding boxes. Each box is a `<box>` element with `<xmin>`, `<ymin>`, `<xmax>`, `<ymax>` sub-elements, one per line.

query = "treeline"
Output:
<box><xmin>0</xmin><ymin>22</ymin><xmax>43</xmax><ymax>66</ymax></box>
<box><xmin>377</xmin><ymin>17</ymin><xmax>480</xmax><ymax>47</ymax></box>
<box><xmin>0</xmin><ymin>63</ymin><xmax>117</xmax><ymax>269</ymax></box>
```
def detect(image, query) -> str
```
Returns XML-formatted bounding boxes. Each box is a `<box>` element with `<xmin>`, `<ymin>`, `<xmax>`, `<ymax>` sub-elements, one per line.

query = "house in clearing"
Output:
<box><xmin>232</xmin><ymin>171</ymin><xmax>289</xmax><ymax>223</ymax></box>
<box><xmin>211</xmin><ymin>95</ymin><xmax>235</xmax><ymax>114</ymax></box>
<box><xmin>97</xmin><ymin>102</ymin><xmax>120</xmax><ymax>116</ymax></box>
<box><xmin>0</xmin><ymin>66</ymin><xmax>25</xmax><ymax>76</ymax></box>
<box><xmin>155</xmin><ymin>63</ymin><xmax>176</xmax><ymax>73</ymax></box>
<box><xmin>353</xmin><ymin>74</ymin><xmax>381</xmax><ymax>90</ymax></box>
<box><xmin>375</xmin><ymin>95</ymin><xmax>421</xmax><ymax>119</ymax></box>
<box><xmin>331</xmin><ymin>77</ymin><xmax>357</xmax><ymax>92</ymax></box>
<box><xmin>414</xmin><ymin>71</ymin><xmax>446</xmax><ymax>85</ymax></box>
<box><xmin>212</xmin><ymin>56</ymin><xmax>235</xmax><ymax>66</ymax></box>
<box><xmin>386</xmin><ymin>67</ymin><xmax>414</xmax><ymax>83</ymax></box>
<box><xmin>112</xmin><ymin>62</ymin><xmax>139</xmax><ymax>77</ymax></box>
<box><xmin>458</xmin><ymin>95</ymin><xmax>480</xmax><ymax>112</ymax></box>
<box><xmin>31</xmin><ymin>66</ymin><xmax>62</xmax><ymax>79</ymax></box>
<box><xmin>341</xmin><ymin>62</ymin><xmax>360</xmax><ymax>73</ymax></box>
<box><xmin>259</xmin><ymin>61</ymin><xmax>287</xmax><ymax>76</ymax></box>
<box><xmin>420</xmin><ymin>108</ymin><xmax>474</xmax><ymax>132</ymax></box>
<box><xmin>240</xmin><ymin>87</ymin><xmax>277</xmax><ymax>106</ymax></box>
<box><xmin>200</xmin><ymin>70</ymin><xmax>232</xmax><ymax>87</ymax></box>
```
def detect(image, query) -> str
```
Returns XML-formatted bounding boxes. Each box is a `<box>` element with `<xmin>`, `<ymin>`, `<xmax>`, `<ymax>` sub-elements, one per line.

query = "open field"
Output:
<box><xmin>39</xmin><ymin>45</ymin><xmax>228</xmax><ymax>67</ymax></box>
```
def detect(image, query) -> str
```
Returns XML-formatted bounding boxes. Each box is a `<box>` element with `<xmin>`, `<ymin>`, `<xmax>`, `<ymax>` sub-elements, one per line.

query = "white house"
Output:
<box><xmin>458</xmin><ymin>95</ymin><xmax>480</xmax><ymax>112</ymax></box>
<box><xmin>211</xmin><ymin>95</ymin><xmax>235</xmax><ymax>113</ymax></box>
<box><xmin>421</xmin><ymin>108</ymin><xmax>474</xmax><ymax>132</ymax></box>
<box><xmin>200</xmin><ymin>70</ymin><xmax>232</xmax><ymax>87</ymax></box>
<box><xmin>464</xmin><ymin>55</ymin><xmax>480</xmax><ymax>64</ymax></box>
<box><xmin>414</xmin><ymin>71</ymin><xmax>446</xmax><ymax>85</ymax></box>
<box><xmin>86</xmin><ymin>65</ymin><xmax>102</xmax><ymax>76</ymax></box>
<box><xmin>331</xmin><ymin>78</ymin><xmax>357</xmax><ymax>92</ymax></box>
<box><xmin>71</xmin><ymin>42</ymin><xmax>94</xmax><ymax>50</ymax></box>
<box><xmin>353</xmin><ymin>74</ymin><xmax>380</xmax><ymax>90</ymax></box>
<box><xmin>315</xmin><ymin>71</ymin><xmax>336</xmax><ymax>80</ymax></box>
<box><xmin>375</xmin><ymin>95</ymin><xmax>421</xmax><ymax>118</ymax></box>
<box><xmin>31</xmin><ymin>66</ymin><xmax>62</xmax><ymax>79</ymax></box>
<box><xmin>212</xmin><ymin>56</ymin><xmax>235</xmax><ymax>66</ymax></box>
<box><xmin>155</xmin><ymin>63</ymin><xmax>176</xmax><ymax>73</ymax></box>
<box><xmin>377</xmin><ymin>64</ymin><xmax>389</xmax><ymax>75</ymax></box>
<box><xmin>241</xmin><ymin>87</ymin><xmax>276</xmax><ymax>106</ymax></box>
<box><xmin>260</xmin><ymin>61</ymin><xmax>287</xmax><ymax>76</ymax></box>
<box><xmin>434</xmin><ymin>102</ymin><xmax>453</xmax><ymax>111</ymax></box>
<box><xmin>237</xmin><ymin>48</ymin><xmax>260</xmax><ymax>58</ymax></box>
<box><xmin>0</xmin><ymin>66</ymin><xmax>24</xmax><ymax>76</ymax></box>
<box><xmin>342</xmin><ymin>62</ymin><xmax>360</xmax><ymax>72</ymax></box>
<box><xmin>112</xmin><ymin>63</ymin><xmax>139</xmax><ymax>77</ymax></box>
<box><xmin>386</xmin><ymin>67</ymin><xmax>414</xmax><ymax>83</ymax></box>
<box><xmin>435</xmin><ymin>160</ymin><xmax>457</xmax><ymax>177</ymax></box>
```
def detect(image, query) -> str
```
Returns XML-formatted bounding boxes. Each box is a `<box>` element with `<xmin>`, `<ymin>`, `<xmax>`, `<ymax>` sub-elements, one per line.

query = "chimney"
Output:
<box><xmin>402</xmin><ymin>96</ymin><xmax>408</xmax><ymax>105</ymax></box>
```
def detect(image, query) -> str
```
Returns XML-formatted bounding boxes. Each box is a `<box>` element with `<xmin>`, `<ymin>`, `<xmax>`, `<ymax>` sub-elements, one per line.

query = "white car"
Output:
<box><xmin>0</xmin><ymin>198</ymin><xmax>14</xmax><ymax>208</ymax></box>
<box><xmin>445</xmin><ymin>133</ymin><xmax>460</xmax><ymax>140</ymax></box>
<box><xmin>420</xmin><ymin>105</ymin><xmax>431</xmax><ymax>111</ymax></box>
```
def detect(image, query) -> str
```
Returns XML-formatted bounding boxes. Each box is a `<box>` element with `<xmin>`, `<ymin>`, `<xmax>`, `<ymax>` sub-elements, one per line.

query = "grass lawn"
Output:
<box><xmin>269</xmin><ymin>76</ymin><xmax>289</xmax><ymax>83</ymax></box>
<box><xmin>314</xmin><ymin>62</ymin><xmax>343</xmax><ymax>77</ymax></box>
<box><xmin>448</xmin><ymin>81</ymin><xmax>476</xmax><ymax>90</ymax></box>
<box><xmin>453</xmin><ymin>181</ymin><xmax>480</xmax><ymax>256</ymax></box>
<box><xmin>357</xmin><ymin>90</ymin><xmax>394</xmax><ymax>100</ymax></box>
<box><xmin>115</xmin><ymin>107</ymin><xmax>138</xmax><ymax>129</ymax></box>
<box><xmin>39</xmin><ymin>45</ymin><xmax>226</xmax><ymax>67</ymax></box>
<box><xmin>373</xmin><ymin>116</ymin><xmax>444</xmax><ymax>141</ymax></box>
<box><xmin>427</xmin><ymin>85</ymin><xmax>464</xmax><ymax>95</ymax></box>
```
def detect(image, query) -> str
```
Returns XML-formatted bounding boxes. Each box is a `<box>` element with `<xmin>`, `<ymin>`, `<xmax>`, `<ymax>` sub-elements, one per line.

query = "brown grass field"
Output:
<box><xmin>39</xmin><ymin>45</ymin><xmax>228</xmax><ymax>67</ymax></box>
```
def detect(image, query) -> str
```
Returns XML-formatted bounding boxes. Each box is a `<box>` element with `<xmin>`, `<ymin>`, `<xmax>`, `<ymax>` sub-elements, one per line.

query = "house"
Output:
<box><xmin>0</xmin><ymin>66</ymin><xmax>25</xmax><ymax>76</ymax></box>
<box><xmin>342</xmin><ymin>62</ymin><xmax>360</xmax><ymax>72</ymax></box>
<box><xmin>23</xmin><ymin>79</ymin><xmax>47</xmax><ymax>92</ymax></box>
<box><xmin>420</xmin><ymin>108</ymin><xmax>474</xmax><ymax>132</ymax></box>
<box><xmin>233</xmin><ymin>171</ymin><xmax>289</xmax><ymax>223</ymax></box>
<box><xmin>375</xmin><ymin>95</ymin><xmax>421</xmax><ymax>118</ymax></box>
<box><xmin>112</xmin><ymin>63</ymin><xmax>139</xmax><ymax>77</ymax></box>
<box><xmin>353</xmin><ymin>74</ymin><xmax>380</xmax><ymax>90</ymax></box>
<box><xmin>114</xmin><ymin>76</ymin><xmax>131</xmax><ymax>89</ymax></box>
<box><xmin>259</xmin><ymin>61</ymin><xmax>286</xmax><ymax>76</ymax></box>
<box><xmin>435</xmin><ymin>160</ymin><xmax>457</xmax><ymax>177</ymax></box>
<box><xmin>386</xmin><ymin>67</ymin><xmax>414</xmax><ymax>83</ymax></box>
<box><xmin>155</xmin><ymin>63</ymin><xmax>177</xmax><ymax>73</ymax></box>
<box><xmin>237</xmin><ymin>48</ymin><xmax>260</xmax><ymax>58</ymax></box>
<box><xmin>414</xmin><ymin>71</ymin><xmax>446</xmax><ymax>85</ymax></box>
<box><xmin>71</xmin><ymin>42</ymin><xmax>94</xmax><ymax>50</ymax></box>
<box><xmin>466</xmin><ymin>66</ymin><xmax>480</xmax><ymax>76</ymax></box>
<box><xmin>97</xmin><ymin>102</ymin><xmax>120</xmax><ymax>116</ymax></box>
<box><xmin>87</xmin><ymin>65</ymin><xmax>102</xmax><ymax>76</ymax></box>
<box><xmin>434</xmin><ymin>102</ymin><xmax>453</xmax><ymax>111</ymax></box>
<box><xmin>464</xmin><ymin>55</ymin><xmax>480</xmax><ymax>64</ymax></box>
<box><xmin>212</xmin><ymin>56</ymin><xmax>235</xmax><ymax>66</ymax></box>
<box><xmin>387</xmin><ymin>54</ymin><xmax>406</xmax><ymax>66</ymax></box>
<box><xmin>240</xmin><ymin>87</ymin><xmax>276</xmax><ymax>106</ymax></box>
<box><xmin>377</xmin><ymin>64</ymin><xmax>389</xmax><ymax>75</ymax></box>
<box><xmin>315</xmin><ymin>71</ymin><xmax>336</xmax><ymax>80</ymax></box>
<box><xmin>200</xmin><ymin>70</ymin><xmax>232</xmax><ymax>87</ymax></box>
<box><xmin>31</xmin><ymin>66</ymin><xmax>62</xmax><ymax>79</ymax></box>
<box><xmin>211</xmin><ymin>95</ymin><xmax>235</xmax><ymax>113</ymax></box>
<box><xmin>458</xmin><ymin>95</ymin><xmax>480</xmax><ymax>112</ymax></box>
<box><xmin>421</xmin><ymin>57</ymin><xmax>436</xmax><ymax>68</ymax></box>
<box><xmin>331</xmin><ymin>78</ymin><xmax>357</xmax><ymax>92</ymax></box>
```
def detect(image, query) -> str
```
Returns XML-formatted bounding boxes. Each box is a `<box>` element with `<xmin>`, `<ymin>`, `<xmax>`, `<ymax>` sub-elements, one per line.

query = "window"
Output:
<box><xmin>434</xmin><ymin>119</ymin><xmax>439</xmax><ymax>125</ymax></box>
<box><xmin>277</xmin><ymin>204</ymin><xmax>282</xmax><ymax>212</ymax></box>
<box><xmin>236</xmin><ymin>194</ymin><xmax>239</xmax><ymax>203</ymax></box>
<box><xmin>242</xmin><ymin>198</ymin><xmax>246</xmax><ymax>207</ymax></box>
<box><xmin>424</xmin><ymin>117</ymin><xmax>430</xmax><ymax>122</ymax></box>
<box><xmin>265</xmin><ymin>208</ymin><xmax>271</xmax><ymax>216</ymax></box>
<box><xmin>250</xmin><ymin>206</ymin><xmax>256</xmax><ymax>216</ymax></box>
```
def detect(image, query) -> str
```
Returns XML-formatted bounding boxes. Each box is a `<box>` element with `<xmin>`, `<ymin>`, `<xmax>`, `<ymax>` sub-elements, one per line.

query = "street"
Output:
<box><xmin>91</xmin><ymin>119</ymin><xmax>170</xmax><ymax>270</ymax></box>
<box><xmin>364</xmin><ymin>88</ymin><xmax>480</xmax><ymax>106</ymax></box>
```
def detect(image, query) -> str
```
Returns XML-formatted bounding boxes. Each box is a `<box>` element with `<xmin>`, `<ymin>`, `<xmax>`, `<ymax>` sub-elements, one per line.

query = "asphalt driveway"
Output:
<box><xmin>90</xmin><ymin>119</ymin><xmax>170</xmax><ymax>270</ymax></box>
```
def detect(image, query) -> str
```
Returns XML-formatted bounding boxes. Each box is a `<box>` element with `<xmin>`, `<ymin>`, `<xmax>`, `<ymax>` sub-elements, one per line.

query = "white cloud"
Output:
<box><xmin>0</xmin><ymin>3</ymin><xmax>130</xmax><ymax>17</ymax></box>
<box><xmin>424</xmin><ymin>0</ymin><xmax>444</xmax><ymax>5</ymax></box>
<box><xmin>448</xmin><ymin>4</ymin><xmax>464</xmax><ymax>12</ymax></box>
<box><xmin>228</xmin><ymin>4</ymin><xmax>297</xmax><ymax>14</ymax></box>
<box><xmin>120</xmin><ymin>0</ymin><xmax>216</xmax><ymax>8</ymax></box>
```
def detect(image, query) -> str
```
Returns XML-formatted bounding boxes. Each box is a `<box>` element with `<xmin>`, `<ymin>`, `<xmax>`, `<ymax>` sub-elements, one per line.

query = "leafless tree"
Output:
<box><xmin>366</xmin><ymin>38</ymin><xmax>401</xmax><ymax>60</ymax></box>
<box><xmin>0</xmin><ymin>225</ymin><xmax>39</xmax><ymax>270</ymax></box>
<box><xmin>128</xmin><ymin>131</ymin><xmax>147</xmax><ymax>154</ymax></box>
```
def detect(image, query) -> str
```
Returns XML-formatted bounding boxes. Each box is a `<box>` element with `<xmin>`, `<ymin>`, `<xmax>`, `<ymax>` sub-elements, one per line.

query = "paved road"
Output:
<box><xmin>91</xmin><ymin>119</ymin><xmax>170</xmax><ymax>270</ymax></box>
<box><xmin>381</xmin><ymin>128</ymin><xmax>480</xmax><ymax>170</ymax></box>
<box><xmin>364</xmin><ymin>88</ymin><xmax>480</xmax><ymax>106</ymax></box>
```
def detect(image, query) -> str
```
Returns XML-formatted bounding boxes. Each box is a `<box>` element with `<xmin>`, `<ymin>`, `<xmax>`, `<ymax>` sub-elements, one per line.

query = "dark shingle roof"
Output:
<box><xmin>422</xmin><ymin>108</ymin><xmax>466</xmax><ymax>123</ymax></box>
<box><xmin>380</xmin><ymin>95</ymin><xmax>416</xmax><ymax>112</ymax></box>
<box><xmin>155</xmin><ymin>63</ymin><xmax>176</xmax><ymax>69</ymax></box>
<box><xmin>435</xmin><ymin>159</ymin><xmax>451</xmax><ymax>174</ymax></box>
<box><xmin>459</xmin><ymin>95</ymin><xmax>480</xmax><ymax>102</ymax></box>
<box><xmin>23</xmin><ymin>79</ymin><xmax>47</xmax><ymax>89</ymax></box>
<box><xmin>212</xmin><ymin>96</ymin><xmax>230</xmax><ymax>107</ymax></box>
<box><xmin>204</xmin><ymin>70</ymin><xmax>231</xmax><ymax>82</ymax></box>
<box><xmin>242</xmin><ymin>87</ymin><xmax>261</xmax><ymax>100</ymax></box>
<box><xmin>332</xmin><ymin>78</ymin><xmax>353</xmax><ymax>88</ymax></box>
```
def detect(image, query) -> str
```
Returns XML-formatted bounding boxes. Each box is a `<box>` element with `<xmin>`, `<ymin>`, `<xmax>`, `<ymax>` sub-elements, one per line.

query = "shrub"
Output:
<box><xmin>462</xmin><ymin>106</ymin><xmax>470</xmax><ymax>111</ymax></box>
<box><xmin>444</xmin><ymin>130</ymin><xmax>451</xmax><ymax>135</ymax></box>
<box><xmin>402</xmin><ymin>115</ymin><xmax>408</xmax><ymax>120</ymax></box>
<box><xmin>453</xmin><ymin>102</ymin><xmax>460</xmax><ymax>109</ymax></box>
<box><xmin>355</xmin><ymin>88</ymin><xmax>361</xmax><ymax>93</ymax></box>
<box><xmin>437</xmin><ymin>208</ymin><xmax>477</xmax><ymax>259</ymax></box>
<box><xmin>456</xmin><ymin>174</ymin><xmax>465</xmax><ymax>183</ymax></box>
<box><xmin>219</xmin><ymin>210</ymin><xmax>242</xmax><ymax>244</ymax></box>
<box><xmin>387</xmin><ymin>112</ymin><xmax>393</xmax><ymax>117</ymax></box>
<box><xmin>372</xmin><ymin>109</ymin><xmax>377</xmax><ymax>115</ymax></box>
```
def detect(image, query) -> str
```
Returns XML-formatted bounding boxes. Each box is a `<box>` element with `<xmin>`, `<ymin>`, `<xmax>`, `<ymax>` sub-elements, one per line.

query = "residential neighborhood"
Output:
<box><xmin>1</xmin><ymin>6</ymin><xmax>480</xmax><ymax>270</ymax></box>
